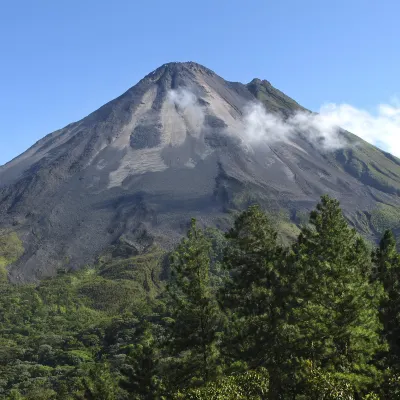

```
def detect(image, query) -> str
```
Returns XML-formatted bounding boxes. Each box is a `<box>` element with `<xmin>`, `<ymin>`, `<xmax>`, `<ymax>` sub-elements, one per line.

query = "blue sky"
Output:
<box><xmin>1</xmin><ymin>0</ymin><xmax>399</xmax><ymax>165</ymax></box>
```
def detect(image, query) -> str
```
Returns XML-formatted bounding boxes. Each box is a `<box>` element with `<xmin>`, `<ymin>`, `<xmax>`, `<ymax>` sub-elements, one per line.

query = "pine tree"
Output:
<box><xmin>287</xmin><ymin>195</ymin><xmax>384</xmax><ymax>395</ymax></box>
<box><xmin>374</xmin><ymin>230</ymin><xmax>400</xmax><ymax>367</ymax></box>
<box><xmin>221</xmin><ymin>205</ymin><xmax>280</xmax><ymax>317</ymax></box>
<box><xmin>219</xmin><ymin>205</ymin><xmax>288</xmax><ymax>396</ymax></box>
<box><xmin>120</xmin><ymin>322</ymin><xmax>161</xmax><ymax>399</ymax></box>
<box><xmin>165</xmin><ymin>218</ymin><xmax>222</xmax><ymax>389</ymax></box>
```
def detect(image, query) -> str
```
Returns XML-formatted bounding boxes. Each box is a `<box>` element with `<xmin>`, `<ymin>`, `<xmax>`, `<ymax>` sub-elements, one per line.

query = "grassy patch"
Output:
<box><xmin>98</xmin><ymin>246</ymin><xmax>165</xmax><ymax>297</ymax></box>
<box><xmin>0</xmin><ymin>231</ymin><xmax>24</xmax><ymax>280</ymax></box>
<box><xmin>370</xmin><ymin>203</ymin><xmax>400</xmax><ymax>234</ymax></box>
<box><xmin>333</xmin><ymin>143</ymin><xmax>400</xmax><ymax>195</ymax></box>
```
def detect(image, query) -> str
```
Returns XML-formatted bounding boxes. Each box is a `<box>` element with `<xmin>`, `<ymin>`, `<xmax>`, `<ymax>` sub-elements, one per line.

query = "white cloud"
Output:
<box><xmin>168</xmin><ymin>87</ymin><xmax>400</xmax><ymax>158</ymax></box>
<box><xmin>242</xmin><ymin>100</ymin><xmax>400</xmax><ymax>157</ymax></box>
<box><xmin>242</xmin><ymin>103</ymin><xmax>346</xmax><ymax>151</ymax></box>
<box><xmin>317</xmin><ymin>101</ymin><xmax>400</xmax><ymax>157</ymax></box>
<box><xmin>167</xmin><ymin>88</ymin><xmax>204</xmax><ymax>134</ymax></box>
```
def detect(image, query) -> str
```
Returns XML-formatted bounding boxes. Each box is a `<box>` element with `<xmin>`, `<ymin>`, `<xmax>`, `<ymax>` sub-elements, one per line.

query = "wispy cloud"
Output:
<box><xmin>242</xmin><ymin>103</ymin><xmax>346</xmax><ymax>151</ymax></box>
<box><xmin>242</xmin><ymin>99</ymin><xmax>400</xmax><ymax>157</ymax></box>
<box><xmin>317</xmin><ymin>100</ymin><xmax>400</xmax><ymax>157</ymax></box>
<box><xmin>167</xmin><ymin>88</ymin><xmax>204</xmax><ymax>134</ymax></box>
<box><xmin>167</xmin><ymin>87</ymin><xmax>400</xmax><ymax>158</ymax></box>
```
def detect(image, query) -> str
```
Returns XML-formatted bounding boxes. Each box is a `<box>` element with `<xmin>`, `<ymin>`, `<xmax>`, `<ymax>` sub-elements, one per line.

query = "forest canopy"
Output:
<box><xmin>1</xmin><ymin>195</ymin><xmax>400</xmax><ymax>399</ymax></box>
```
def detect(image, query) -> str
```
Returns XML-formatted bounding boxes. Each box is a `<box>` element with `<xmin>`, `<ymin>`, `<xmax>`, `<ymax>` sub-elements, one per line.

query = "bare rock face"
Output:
<box><xmin>1</xmin><ymin>61</ymin><xmax>400</xmax><ymax>282</ymax></box>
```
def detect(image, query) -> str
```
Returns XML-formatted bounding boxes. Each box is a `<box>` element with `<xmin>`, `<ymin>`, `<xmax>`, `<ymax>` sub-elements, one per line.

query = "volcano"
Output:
<box><xmin>2</xmin><ymin>61</ymin><xmax>400</xmax><ymax>282</ymax></box>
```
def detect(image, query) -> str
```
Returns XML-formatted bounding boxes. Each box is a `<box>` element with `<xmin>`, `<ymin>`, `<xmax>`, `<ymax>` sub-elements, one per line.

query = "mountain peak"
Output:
<box><xmin>3</xmin><ymin>62</ymin><xmax>400</xmax><ymax>282</ymax></box>
<box><xmin>140</xmin><ymin>61</ymin><xmax>217</xmax><ymax>84</ymax></box>
<box><xmin>158</xmin><ymin>61</ymin><xmax>215</xmax><ymax>74</ymax></box>
<box><xmin>248</xmin><ymin>78</ymin><xmax>272</xmax><ymax>87</ymax></box>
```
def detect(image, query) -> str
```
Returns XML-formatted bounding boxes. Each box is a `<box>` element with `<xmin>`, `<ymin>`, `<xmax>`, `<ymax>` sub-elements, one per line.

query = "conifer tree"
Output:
<box><xmin>120</xmin><ymin>322</ymin><xmax>161</xmax><ymax>399</ymax></box>
<box><xmin>166</xmin><ymin>219</ymin><xmax>222</xmax><ymax>389</ymax></box>
<box><xmin>221</xmin><ymin>205</ymin><xmax>280</xmax><ymax>317</ymax></box>
<box><xmin>374</xmin><ymin>230</ymin><xmax>400</xmax><ymax>367</ymax></box>
<box><xmin>287</xmin><ymin>195</ymin><xmax>384</xmax><ymax>395</ymax></box>
<box><xmin>220</xmin><ymin>205</ymin><xmax>288</xmax><ymax>396</ymax></box>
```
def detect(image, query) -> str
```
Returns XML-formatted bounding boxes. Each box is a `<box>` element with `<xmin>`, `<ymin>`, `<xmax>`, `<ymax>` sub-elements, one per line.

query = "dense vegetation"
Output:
<box><xmin>1</xmin><ymin>195</ymin><xmax>400</xmax><ymax>399</ymax></box>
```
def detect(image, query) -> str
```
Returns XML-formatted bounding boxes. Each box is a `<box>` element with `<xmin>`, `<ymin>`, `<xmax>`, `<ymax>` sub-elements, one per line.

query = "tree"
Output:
<box><xmin>165</xmin><ymin>219</ymin><xmax>222</xmax><ymax>389</ymax></box>
<box><xmin>287</xmin><ymin>195</ymin><xmax>384</xmax><ymax>396</ymax></box>
<box><xmin>301</xmin><ymin>360</ymin><xmax>381</xmax><ymax>400</ymax></box>
<box><xmin>7</xmin><ymin>390</ymin><xmax>25</xmax><ymax>400</ymax></box>
<box><xmin>79</xmin><ymin>362</ymin><xmax>120</xmax><ymax>400</ymax></box>
<box><xmin>120</xmin><ymin>321</ymin><xmax>162</xmax><ymax>399</ymax></box>
<box><xmin>173</xmin><ymin>368</ymin><xmax>269</xmax><ymax>400</ymax></box>
<box><xmin>219</xmin><ymin>205</ymin><xmax>288</xmax><ymax>397</ymax></box>
<box><xmin>301</xmin><ymin>360</ymin><xmax>355</xmax><ymax>400</ymax></box>
<box><xmin>374</xmin><ymin>230</ymin><xmax>400</xmax><ymax>367</ymax></box>
<box><xmin>221</xmin><ymin>205</ymin><xmax>280</xmax><ymax>317</ymax></box>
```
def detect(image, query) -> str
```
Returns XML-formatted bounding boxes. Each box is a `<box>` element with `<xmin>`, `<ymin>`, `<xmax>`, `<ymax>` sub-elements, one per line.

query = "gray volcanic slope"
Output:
<box><xmin>2</xmin><ymin>61</ymin><xmax>400</xmax><ymax>282</ymax></box>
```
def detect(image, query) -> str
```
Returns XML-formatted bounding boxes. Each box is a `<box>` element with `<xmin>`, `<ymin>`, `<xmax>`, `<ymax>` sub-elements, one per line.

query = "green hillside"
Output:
<box><xmin>1</xmin><ymin>196</ymin><xmax>400</xmax><ymax>399</ymax></box>
<box><xmin>0</xmin><ymin>232</ymin><xmax>23</xmax><ymax>280</ymax></box>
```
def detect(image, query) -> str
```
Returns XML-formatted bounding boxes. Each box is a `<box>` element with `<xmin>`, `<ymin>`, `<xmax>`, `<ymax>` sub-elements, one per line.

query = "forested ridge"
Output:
<box><xmin>1</xmin><ymin>195</ymin><xmax>400</xmax><ymax>399</ymax></box>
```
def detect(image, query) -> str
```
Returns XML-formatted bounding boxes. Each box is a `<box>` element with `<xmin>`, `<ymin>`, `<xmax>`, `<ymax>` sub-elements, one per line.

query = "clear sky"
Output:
<box><xmin>1</xmin><ymin>0</ymin><xmax>399</xmax><ymax>165</ymax></box>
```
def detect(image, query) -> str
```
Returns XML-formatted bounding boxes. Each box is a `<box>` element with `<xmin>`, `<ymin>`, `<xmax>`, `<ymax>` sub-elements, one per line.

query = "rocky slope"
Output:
<box><xmin>1</xmin><ymin>61</ymin><xmax>400</xmax><ymax>282</ymax></box>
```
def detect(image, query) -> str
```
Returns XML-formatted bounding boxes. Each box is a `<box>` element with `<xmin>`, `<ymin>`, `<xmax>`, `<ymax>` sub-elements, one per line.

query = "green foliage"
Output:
<box><xmin>333</xmin><ymin>144</ymin><xmax>400</xmax><ymax>195</ymax></box>
<box><xmin>0</xmin><ymin>196</ymin><xmax>397</xmax><ymax>399</ymax></box>
<box><xmin>246</xmin><ymin>78</ymin><xmax>304</xmax><ymax>114</ymax></box>
<box><xmin>386</xmin><ymin>372</ymin><xmax>400</xmax><ymax>398</ymax></box>
<box><xmin>219</xmin><ymin>205</ymin><xmax>285</xmax><ymax>374</ymax></box>
<box><xmin>78</xmin><ymin>277</ymin><xmax>148</xmax><ymax>314</ymax></box>
<box><xmin>221</xmin><ymin>205</ymin><xmax>280</xmax><ymax>316</ymax></box>
<box><xmin>301</xmin><ymin>363</ymin><xmax>382</xmax><ymax>400</ymax></box>
<box><xmin>286</xmin><ymin>196</ymin><xmax>384</xmax><ymax>395</ymax></box>
<box><xmin>374</xmin><ymin>230</ymin><xmax>400</xmax><ymax>367</ymax></box>
<box><xmin>98</xmin><ymin>247</ymin><xmax>165</xmax><ymax>297</ymax></box>
<box><xmin>370</xmin><ymin>203</ymin><xmax>400</xmax><ymax>234</ymax></box>
<box><xmin>173</xmin><ymin>368</ymin><xmax>269</xmax><ymax>399</ymax></box>
<box><xmin>7</xmin><ymin>390</ymin><xmax>24</xmax><ymax>400</ymax></box>
<box><xmin>0</xmin><ymin>231</ymin><xmax>24</xmax><ymax>280</ymax></box>
<box><xmin>301</xmin><ymin>361</ymin><xmax>355</xmax><ymax>400</ymax></box>
<box><xmin>165</xmin><ymin>219</ymin><xmax>223</xmax><ymax>389</ymax></box>
<box><xmin>79</xmin><ymin>362</ymin><xmax>121</xmax><ymax>400</ymax></box>
<box><xmin>120</xmin><ymin>322</ymin><xmax>162</xmax><ymax>399</ymax></box>
<box><xmin>0</xmin><ymin>248</ymin><xmax>165</xmax><ymax>399</ymax></box>
<box><xmin>276</xmin><ymin>219</ymin><xmax>301</xmax><ymax>245</ymax></box>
